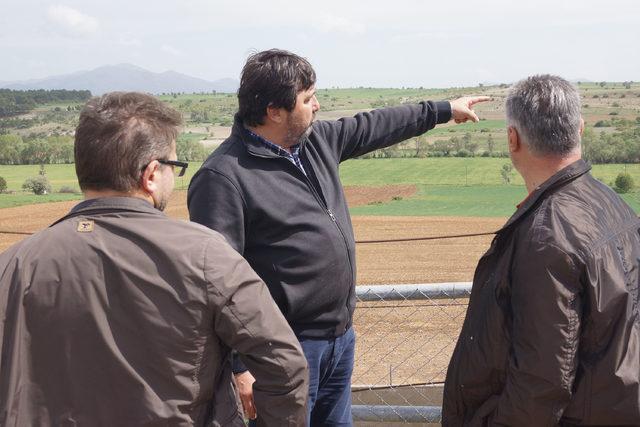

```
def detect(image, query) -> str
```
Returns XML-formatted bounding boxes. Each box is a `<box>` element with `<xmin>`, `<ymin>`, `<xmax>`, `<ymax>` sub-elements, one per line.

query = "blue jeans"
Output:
<box><xmin>301</xmin><ymin>327</ymin><xmax>355</xmax><ymax>427</ymax></box>
<box><xmin>248</xmin><ymin>327</ymin><xmax>355</xmax><ymax>427</ymax></box>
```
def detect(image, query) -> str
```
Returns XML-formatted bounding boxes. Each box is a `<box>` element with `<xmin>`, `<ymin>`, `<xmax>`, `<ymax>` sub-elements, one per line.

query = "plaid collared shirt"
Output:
<box><xmin>246</xmin><ymin>129</ymin><xmax>307</xmax><ymax>176</ymax></box>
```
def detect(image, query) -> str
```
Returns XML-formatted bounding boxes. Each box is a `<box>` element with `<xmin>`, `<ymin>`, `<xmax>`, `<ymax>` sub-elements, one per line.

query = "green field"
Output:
<box><xmin>0</xmin><ymin>158</ymin><xmax>638</xmax><ymax>214</ymax></box>
<box><xmin>340</xmin><ymin>157</ymin><xmax>640</xmax><ymax>187</ymax></box>
<box><xmin>340</xmin><ymin>158</ymin><xmax>640</xmax><ymax>215</ymax></box>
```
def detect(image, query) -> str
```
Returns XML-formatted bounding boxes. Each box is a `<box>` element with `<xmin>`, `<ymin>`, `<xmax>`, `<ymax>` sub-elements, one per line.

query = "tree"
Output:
<box><xmin>614</xmin><ymin>172</ymin><xmax>634</xmax><ymax>194</ymax></box>
<box><xmin>22</xmin><ymin>175</ymin><xmax>52</xmax><ymax>195</ymax></box>
<box><xmin>500</xmin><ymin>163</ymin><xmax>514</xmax><ymax>184</ymax></box>
<box><xmin>176</xmin><ymin>137</ymin><xmax>208</xmax><ymax>162</ymax></box>
<box><xmin>414</xmin><ymin>136</ymin><xmax>427</xmax><ymax>157</ymax></box>
<box><xmin>487</xmin><ymin>134</ymin><xmax>495</xmax><ymax>154</ymax></box>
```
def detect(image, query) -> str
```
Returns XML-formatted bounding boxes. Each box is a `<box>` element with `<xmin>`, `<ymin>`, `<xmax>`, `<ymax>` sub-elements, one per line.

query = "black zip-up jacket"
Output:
<box><xmin>443</xmin><ymin>160</ymin><xmax>640</xmax><ymax>426</ymax></box>
<box><xmin>188</xmin><ymin>101</ymin><xmax>451</xmax><ymax>339</ymax></box>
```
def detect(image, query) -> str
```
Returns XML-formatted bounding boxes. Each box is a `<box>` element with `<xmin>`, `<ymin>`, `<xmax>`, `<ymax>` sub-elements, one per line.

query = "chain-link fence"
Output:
<box><xmin>351</xmin><ymin>283</ymin><xmax>472</xmax><ymax>424</ymax></box>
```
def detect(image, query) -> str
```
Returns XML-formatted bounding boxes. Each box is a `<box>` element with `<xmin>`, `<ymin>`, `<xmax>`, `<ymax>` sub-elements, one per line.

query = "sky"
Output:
<box><xmin>1</xmin><ymin>0</ymin><xmax>639</xmax><ymax>88</ymax></box>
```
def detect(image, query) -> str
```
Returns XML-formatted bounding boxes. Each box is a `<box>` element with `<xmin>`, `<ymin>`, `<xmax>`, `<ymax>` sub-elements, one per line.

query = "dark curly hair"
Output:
<box><xmin>237</xmin><ymin>49</ymin><xmax>316</xmax><ymax>126</ymax></box>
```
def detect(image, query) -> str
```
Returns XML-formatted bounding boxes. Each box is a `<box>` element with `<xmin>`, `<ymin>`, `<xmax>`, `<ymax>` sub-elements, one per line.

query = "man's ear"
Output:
<box><xmin>140</xmin><ymin>160</ymin><xmax>160</xmax><ymax>195</ymax></box>
<box><xmin>265</xmin><ymin>104</ymin><xmax>285</xmax><ymax>125</ymax></box>
<box><xmin>507</xmin><ymin>126</ymin><xmax>520</xmax><ymax>153</ymax></box>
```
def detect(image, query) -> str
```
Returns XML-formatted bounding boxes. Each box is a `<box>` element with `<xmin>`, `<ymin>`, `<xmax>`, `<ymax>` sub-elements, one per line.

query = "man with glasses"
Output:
<box><xmin>0</xmin><ymin>92</ymin><xmax>308</xmax><ymax>426</ymax></box>
<box><xmin>157</xmin><ymin>159</ymin><xmax>189</xmax><ymax>176</ymax></box>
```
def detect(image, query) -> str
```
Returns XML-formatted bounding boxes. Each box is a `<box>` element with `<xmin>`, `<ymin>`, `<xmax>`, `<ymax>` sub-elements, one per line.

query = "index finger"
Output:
<box><xmin>467</xmin><ymin>96</ymin><xmax>492</xmax><ymax>106</ymax></box>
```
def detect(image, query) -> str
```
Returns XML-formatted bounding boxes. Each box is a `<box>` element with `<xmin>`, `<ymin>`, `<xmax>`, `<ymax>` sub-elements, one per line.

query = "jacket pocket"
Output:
<box><xmin>208</xmin><ymin>373</ymin><xmax>245</xmax><ymax>427</ymax></box>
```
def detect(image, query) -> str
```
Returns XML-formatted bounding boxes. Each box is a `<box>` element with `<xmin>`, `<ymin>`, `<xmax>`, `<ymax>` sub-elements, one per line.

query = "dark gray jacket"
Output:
<box><xmin>188</xmin><ymin>102</ymin><xmax>451</xmax><ymax>339</ymax></box>
<box><xmin>0</xmin><ymin>197</ymin><xmax>308</xmax><ymax>427</ymax></box>
<box><xmin>443</xmin><ymin>160</ymin><xmax>640</xmax><ymax>426</ymax></box>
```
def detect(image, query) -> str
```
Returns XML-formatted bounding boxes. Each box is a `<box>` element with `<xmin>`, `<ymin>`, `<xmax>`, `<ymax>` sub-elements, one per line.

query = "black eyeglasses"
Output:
<box><xmin>158</xmin><ymin>159</ymin><xmax>188</xmax><ymax>177</ymax></box>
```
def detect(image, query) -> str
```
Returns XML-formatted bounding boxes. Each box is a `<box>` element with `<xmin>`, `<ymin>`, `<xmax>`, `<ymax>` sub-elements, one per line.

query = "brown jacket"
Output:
<box><xmin>443</xmin><ymin>160</ymin><xmax>640</xmax><ymax>426</ymax></box>
<box><xmin>0</xmin><ymin>197</ymin><xmax>308</xmax><ymax>426</ymax></box>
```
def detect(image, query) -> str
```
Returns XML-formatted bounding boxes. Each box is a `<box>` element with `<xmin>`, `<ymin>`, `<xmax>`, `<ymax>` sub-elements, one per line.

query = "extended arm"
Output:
<box><xmin>314</xmin><ymin>96</ymin><xmax>489</xmax><ymax>162</ymax></box>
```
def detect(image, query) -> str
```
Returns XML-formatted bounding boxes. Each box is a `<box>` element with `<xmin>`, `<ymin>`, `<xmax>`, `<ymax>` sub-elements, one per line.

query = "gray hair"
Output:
<box><xmin>505</xmin><ymin>74</ymin><xmax>581</xmax><ymax>156</ymax></box>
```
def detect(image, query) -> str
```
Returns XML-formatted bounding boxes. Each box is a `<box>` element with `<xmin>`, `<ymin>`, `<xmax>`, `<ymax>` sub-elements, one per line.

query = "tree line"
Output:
<box><xmin>0</xmin><ymin>89</ymin><xmax>91</xmax><ymax>117</ymax></box>
<box><xmin>360</xmin><ymin>118</ymin><xmax>640</xmax><ymax>163</ymax></box>
<box><xmin>0</xmin><ymin>133</ymin><xmax>209</xmax><ymax>165</ymax></box>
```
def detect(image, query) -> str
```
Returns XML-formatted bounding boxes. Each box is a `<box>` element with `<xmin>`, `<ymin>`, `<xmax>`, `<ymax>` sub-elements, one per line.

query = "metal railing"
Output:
<box><xmin>352</xmin><ymin>282</ymin><xmax>472</xmax><ymax>424</ymax></box>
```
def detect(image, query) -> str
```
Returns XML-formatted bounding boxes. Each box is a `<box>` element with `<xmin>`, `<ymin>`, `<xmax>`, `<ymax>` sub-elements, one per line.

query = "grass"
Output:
<box><xmin>178</xmin><ymin>132</ymin><xmax>208</xmax><ymax>143</ymax></box>
<box><xmin>0</xmin><ymin>193</ymin><xmax>81</xmax><ymax>209</ymax></box>
<box><xmin>350</xmin><ymin>185</ymin><xmax>527</xmax><ymax>217</ymax></box>
<box><xmin>348</xmin><ymin>184</ymin><xmax>640</xmax><ymax>217</ymax></box>
<box><xmin>340</xmin><ymin>158</ymin><xmax>640</xmax><ymax>187</ymax></box>
<box><xmin>0</xmin><ymin>163</ymin><xmax>203</xmax><ymax>192</ymax></box>
<box><xmin>426</xmin><ymin>119</ymin><xmax>506</xmax><ymax>136</ymax></box>
<box><xmin>1</xmin><ymin>158</ymin><xmax>639</xmax><ymax>214</ymax></box>
<box><xmin>0</xmin><ymin>164</ymin><xmax>81</xmax><ymax>190</ymax></box>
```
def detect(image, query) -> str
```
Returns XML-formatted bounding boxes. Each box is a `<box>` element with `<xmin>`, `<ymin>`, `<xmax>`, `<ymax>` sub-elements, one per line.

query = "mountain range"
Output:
<box><xmin>0</xmin><ymin>64</ymin><xmax>238</xmax><ymax>95</ymax></box>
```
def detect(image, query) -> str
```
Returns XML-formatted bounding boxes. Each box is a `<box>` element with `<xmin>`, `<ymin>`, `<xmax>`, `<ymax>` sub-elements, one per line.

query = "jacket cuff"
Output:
<box><xmin>232</xmin><ymin>351</ymin><xmax>249</xmax><ymax>374</ymax></box>
<box><xmin>435</xmin><ymin>101</ymin><xmax>452</xmax><ymax>124</ymax></box>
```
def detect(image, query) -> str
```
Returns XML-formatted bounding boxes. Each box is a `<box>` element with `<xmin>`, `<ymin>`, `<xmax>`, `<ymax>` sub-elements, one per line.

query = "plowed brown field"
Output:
<box><xmin>0</xmin><ymin>187</ymin><xmax>503</xmax><ymax>277</ymax></box>
<box><xmin>0</xmin><ymin>187</ymin><xmax>507</xmax><ymax>386</ymax></box>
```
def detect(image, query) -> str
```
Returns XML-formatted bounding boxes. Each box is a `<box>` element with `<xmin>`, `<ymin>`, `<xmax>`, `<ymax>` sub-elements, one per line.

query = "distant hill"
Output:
<box><xmin>0</xmin><ymin>64</ymin><xmax>238</xmax><ymax>95</ymax></box>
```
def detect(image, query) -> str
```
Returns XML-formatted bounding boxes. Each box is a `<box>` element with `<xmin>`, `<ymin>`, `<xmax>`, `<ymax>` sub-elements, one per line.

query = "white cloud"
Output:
<box><xmin>312</xmin><ymin>13</ymin><xmax>366</xmax><ymax>35</ymax></box>
<box><xmin>47</xmin><ymin>5</ymin><xmax>99</xmax><ymax>37</ymax></box>
<box><xmin>118</xmin><ymin>34</ymin><xmax>142</xmax><ymax>47</ymax></box>
<box><xmin>161</xmin><ymin>44</ymin><xmax>182</xmax><ymax>56</ymax></box>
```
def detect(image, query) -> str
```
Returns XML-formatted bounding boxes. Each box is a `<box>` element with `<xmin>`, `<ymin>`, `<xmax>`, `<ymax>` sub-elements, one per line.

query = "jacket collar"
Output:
<box><xmin>499</xmin><ymin>159</ymin><xmax>591</xmax><ymax>232</ymax></box>
<box><xmin>51</xmin><ymin>196</ymin><xmax>164</xmax><ymax>227</ymax></box>
<box><xmin>69</xmin><ymin>196</ymin><xmax>163</xmax><ymax>217</ymax></box>
<box><xmin>231</xmin><ymin>114</ymin><xmax>308</xmax><ymax>158</ymax></box>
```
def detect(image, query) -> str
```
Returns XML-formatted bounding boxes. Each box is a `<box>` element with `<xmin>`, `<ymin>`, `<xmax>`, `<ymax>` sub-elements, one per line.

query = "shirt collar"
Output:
<box><xmin>245</xmin><ymin>128</ymin><xmax>301</xmax><ymax>157</ymax></box>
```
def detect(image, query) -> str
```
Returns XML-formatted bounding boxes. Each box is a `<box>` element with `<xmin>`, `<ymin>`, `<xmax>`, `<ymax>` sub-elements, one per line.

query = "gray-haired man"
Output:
<box><xmin>443</xmin><ymin>75</ymin><xmax>640</xmax><ymax>426</ymax></box>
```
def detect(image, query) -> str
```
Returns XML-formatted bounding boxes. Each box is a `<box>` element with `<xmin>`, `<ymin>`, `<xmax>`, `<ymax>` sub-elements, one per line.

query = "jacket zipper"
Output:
<box><xmin>250</xmin><ymin>152</ymin><xmax>355</xmax><ymax>333</ymax></box>
<box><xmin>300</xmin><ymin>174</ymin><xmax>356</xmax><ymax>334</ymax></box>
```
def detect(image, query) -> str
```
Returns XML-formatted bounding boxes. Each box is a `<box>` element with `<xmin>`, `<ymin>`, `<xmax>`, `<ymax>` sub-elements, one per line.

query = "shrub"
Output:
<box><xmin>594</xmin><ymin>120</ymin><xmax>611</xmax><ymax>127</ymax></box>
<box><xmin>58</xmin><ymin>185</ymin><xmax>78</xmax><ymax>194</ymax></box>
<box><xmin>614</xmin><ymin>172</ymin><xmax>634</xmax><ymax>194</ymax></box>
<box><xmin>500</xmin><ymin>163</ymin><xmax>514</xmax><ymax>185</ymax></box>
<box><xmin>22</xmin><ymin>176</ymin><xmax>52</xmax><ymax>195</ymax></box>
<box><xmin>0</xmin><ymin>177</ymin><xmax>6</xmax><ymax>193</ymax></box>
